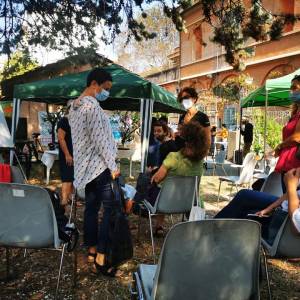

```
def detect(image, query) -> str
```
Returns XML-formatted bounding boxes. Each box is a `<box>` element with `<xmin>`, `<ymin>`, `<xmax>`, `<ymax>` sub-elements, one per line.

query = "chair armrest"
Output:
<box><xmin>254</xmin><ymin>169</ymin><xmax>265</xmax><ymax>174</ymax></box>
<box><xmin>143</xmin><ymin>200</ymin><xmax>156</xmax><ymax>214</ymax></box>
<box><xmin>230</xmin><ymin>164</ymin><xmax>243</xmax><ymax>168</ymax></box>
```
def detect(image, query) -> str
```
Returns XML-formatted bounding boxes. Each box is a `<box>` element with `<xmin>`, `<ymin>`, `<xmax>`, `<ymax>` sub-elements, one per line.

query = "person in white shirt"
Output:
<box><xmin>69</xmin><ymin>68</ymin><xmax>120</xmax><ymax>277</ymax></box>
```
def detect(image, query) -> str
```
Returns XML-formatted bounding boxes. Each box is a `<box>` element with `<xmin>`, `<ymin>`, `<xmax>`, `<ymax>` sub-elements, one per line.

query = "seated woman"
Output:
<box><xmin>151</xmin><ymin>121</ymin><xmax>209</xmax><ymax>234</ymax></box>
<box><xmin>215</xmin><ymin>168</ymin><xmax>300</xmax><ymax>242</ymax></box>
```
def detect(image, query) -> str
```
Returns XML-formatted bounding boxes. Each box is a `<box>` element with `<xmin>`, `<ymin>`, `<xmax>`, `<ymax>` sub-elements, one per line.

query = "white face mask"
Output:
<box><xmin>182</xmin><ymin>98</ymin><xmax>194</xmax><ymax>110</ymax></box>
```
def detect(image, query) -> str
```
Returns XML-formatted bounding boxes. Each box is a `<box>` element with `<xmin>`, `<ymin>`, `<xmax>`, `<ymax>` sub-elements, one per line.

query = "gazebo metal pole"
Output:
<box><xmin>238</xmin><ymin>91</ymin><xmax>243</xmax><ymax>153</ymax></box>
<box><xmin>263</xmin><ymin>89</ymin><xmax>269</xmax><ymax>169</ymax></box>
<box><xmin>140</xmin><ymin>99</ymin><xmax>154</xmax><ymax>173</ymax></box>
<box><xmin>9</xmin><ymin>98</ymin><xmax>20</xmax><ymax>165</ymax></box>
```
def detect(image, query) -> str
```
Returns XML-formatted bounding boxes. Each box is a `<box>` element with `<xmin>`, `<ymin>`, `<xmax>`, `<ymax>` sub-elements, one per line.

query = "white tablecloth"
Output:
<box><xmin>117</xmin><ymin>148</ymin><xmax>138</xmax><ymax>178</ymax></box>
<box><xmin>41</xmin><ymin>149</ymin><xmax>59</xmax><ymax>184</ymax></box>
<box><xmin>41</xmin><ymin>147</ymin><xmax>139</xmax><ymax>183</ymax></box>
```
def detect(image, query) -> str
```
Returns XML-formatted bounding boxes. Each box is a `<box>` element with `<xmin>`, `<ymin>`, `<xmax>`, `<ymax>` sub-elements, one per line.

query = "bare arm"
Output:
<box><xmin>256</xmin><ymin>193</ymin><xmax>287</xmax><ymax>216</ymax></box>
<box><xmin>277</xmin><ymin>118</ymin><xmax>300</xmax><ymax>149</ymax></box>
<box><xmin>284</xmin><ymin>168</ymin><xmax>300</xmax><ymax>232</ymax></box>
<box><xmin>285</xmin><ymin>168</ymin><xmax>300</xmax><ymax>217</ymax></box>
<box><xmin>151</xmin><ymin>165</ymin><xmax>168</xmax><ymax>184</ymax></box>
<box><xmin>204</xmin><ymin>126</ymin><xmax>211</xmax><ymax>153</ymax></box>
<box><xmin>58</xmin><ymin>128</ymin><xmax>73</xmax><ymax>166</ymax></box>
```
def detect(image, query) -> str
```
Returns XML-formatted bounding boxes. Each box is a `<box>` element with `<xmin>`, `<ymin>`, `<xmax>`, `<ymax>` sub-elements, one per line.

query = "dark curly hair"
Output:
<box><xmin>292</xmin><ymin>75</ymin><xmax>300</xmax><ymax>82</ymax></box>
<box><xmin>177</xmin><ymin>87</ymin><xmax>198</xmax><ymax>102</ymax></box>
<box><xmin>180</xmin><ymin>121</ymin><xmax>209</xmax><ymax>162</ymax></box>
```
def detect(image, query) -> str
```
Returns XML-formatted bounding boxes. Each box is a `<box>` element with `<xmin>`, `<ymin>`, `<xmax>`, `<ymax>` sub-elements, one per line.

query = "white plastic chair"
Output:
<box><xmin>204</xmin><ymin>150</ymin><xmax>227</xmax><ymax>176</ymax></box>
<box><xmin>260</xmin><ymin>171</ymin><xmax>283</xmax><ymax>197</ymax></box>
<box><xmin>262</xmin><ymin>215</ymin><xmax>300</xmax><ymax>299</ymax></box>
<box><xmin>217</xmin><ymin>152</ymin><xmax>257</xmax><ymax>203</ymax></box>
<box><xmin>0</xmin><ymin>183</ymin><xmax>76</xmax><ymax>299</ymax></box>
<box><xmin>253</xmin><ymin>157</ymin><xmax>279</xmax><ymax>180</ymax></box>
<box><xmin>140</xmin><ymin>176</ymin><xmax>198</xmax><ymax>262</ymax></box>
<box><xmin>131</xmin><ymin>220</ymin><xmax>261</xmax><ymax>300</ymax></box>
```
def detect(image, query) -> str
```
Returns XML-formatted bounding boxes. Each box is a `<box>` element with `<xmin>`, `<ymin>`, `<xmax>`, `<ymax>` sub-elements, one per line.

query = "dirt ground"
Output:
<box><xmin>0</xmin><ymin>160</ymin><xmax>300</xmax><ymax>300</ymax></box>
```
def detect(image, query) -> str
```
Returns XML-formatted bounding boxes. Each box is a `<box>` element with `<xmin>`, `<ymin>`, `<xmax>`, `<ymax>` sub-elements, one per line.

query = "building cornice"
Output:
<box><xmin>158</xmin><ymin>50</ymin><xmax>300</xmax><ymax>86</ymax></box>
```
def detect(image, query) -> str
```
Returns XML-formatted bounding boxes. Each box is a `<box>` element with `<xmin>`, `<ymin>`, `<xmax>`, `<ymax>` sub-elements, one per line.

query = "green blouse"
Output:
<box><xmin>163</xmin><ymin>151</ymin><xmax>204</xmax><ymax>177</ymax></box>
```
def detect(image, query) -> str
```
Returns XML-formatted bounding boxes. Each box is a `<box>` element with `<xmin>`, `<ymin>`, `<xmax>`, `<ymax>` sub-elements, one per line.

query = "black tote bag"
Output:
<box><xmin>106</xmin><ymin>177</ymin><xmax>133</xmax><ymax>267</ymax></box>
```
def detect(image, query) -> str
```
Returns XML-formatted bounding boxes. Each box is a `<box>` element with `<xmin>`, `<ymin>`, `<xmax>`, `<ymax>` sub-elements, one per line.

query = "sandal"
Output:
<box><xmin>87</xmin><ymin>252</ymin><xmax>97</xmax><ymax>263</ymax></box>
<box><xmin>93</xmin><ymin>262</ymin><xmax>122</xmax><ymax>278</ymax></box>
<box><xmin>154</xmin><ymin>226</ymin><xmax>164</xmax><ymax>237</ymax></box>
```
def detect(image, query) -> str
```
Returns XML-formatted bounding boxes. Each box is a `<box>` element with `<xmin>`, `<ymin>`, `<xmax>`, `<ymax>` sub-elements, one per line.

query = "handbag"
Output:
<box><xmin>106</xmin><ymin>177</ymin><xmax>133</xmax><ymax>267</ymax></box>
<box><xmin>189</xmin><ymin>179</ymin><xmax>205</xmax><ymax>221</ymax></box>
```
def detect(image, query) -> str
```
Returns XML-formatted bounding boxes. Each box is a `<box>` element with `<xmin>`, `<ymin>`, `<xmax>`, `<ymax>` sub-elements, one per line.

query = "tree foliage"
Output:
<box><xmin>115</xmin><ymin>6</ymin><xmax>178</xmax><ymax>73</ymax></box>
<box><xmin>201</xmin><ymin>0</ymin><xmax>300</xmax><ymax>71</ymax></box>
<box><xmin>0</xmin><ymin>0</ymin><xmax>188</xmax><ymax>57</ymax></box>
<box><xmin>0</xmin><ymin>50</ymin><xmax>39</xmax><ymax>81</ymax></box>
<box><xmin>213</xmin><ymin>74</ymin><xmax>257</xmax><ymax>101</ymax></box>
<box><xmin>0</xmin><ymin>0</ymin><xmax>299</xmax><ymax>70</ymax></box>
<box><xmin>252</xmin><ymin>109</ymin><xmax>282</xmax><ymax>154</ymax></box>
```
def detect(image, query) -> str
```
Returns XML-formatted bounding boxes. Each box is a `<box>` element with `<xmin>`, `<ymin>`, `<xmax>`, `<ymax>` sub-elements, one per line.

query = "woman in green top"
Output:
<box><xmin>151</xmin><ymin>121</ymin><xmax>209</xmax><ymax>234</ymax></box>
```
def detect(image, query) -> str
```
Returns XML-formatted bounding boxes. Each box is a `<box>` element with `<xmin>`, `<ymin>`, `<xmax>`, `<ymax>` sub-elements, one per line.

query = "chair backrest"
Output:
<box><xmin>242</xmin><ymin>152</ymin><xmax>256</xmax><ymax>167</ymax></box>
<box><xmin>260</xmin><ymin>171</ymin><xmax>283</xmax><ymax>197</ymax></box>
<box><xmin>155</xmin><ymin>176</ymin><xmax>198</xmax><ymax>214</ymax></box>
<box><xmin>267</xmin><ymin>157</ymin><xmax>278</xmax><ymax>174</ymax></box>
<box><xmin>0</xmin><ymin>183</ymin><xmax>60</xmax><ymax>249</ymax></box>
<box><xmin>237</xmin><ymin>153</ymin><xmax>257</xmax><ymax>184</ymax></box>
<box><xmin>214</xmin><ymin>150</ymin><xmax>226</xmax><ymax>164</ymax></box>
<box><xmin>264</xmin><ymin>216</ymin><xmax>300</xmax><ymax>258</ymax></box>
<box><xmin>152</xmin><ymin>220</ymin><xmax>261</xmax><ymax>300</ymax></box>
<box><xmin>11</xmin><ymin>166</ymin><xmax>25</xmax><ymax>183</ymax></box>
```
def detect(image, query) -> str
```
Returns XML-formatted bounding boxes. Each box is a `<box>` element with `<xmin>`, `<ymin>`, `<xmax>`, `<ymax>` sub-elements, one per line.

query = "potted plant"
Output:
<box><xmin>116</xmin><ymin>111</ymin><xmax>140</xmax><ymax>149</ymax></box>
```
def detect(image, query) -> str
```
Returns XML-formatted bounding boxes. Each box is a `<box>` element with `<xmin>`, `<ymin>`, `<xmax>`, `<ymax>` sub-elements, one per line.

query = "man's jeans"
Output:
<box><xmin>214</xmin><ymin>189</ymin><xmax>278</xmax><ymax>237</ymax></box>
<box><xmin>84</xmin><ymin>168</ymin><xmax>119</xmax><ymax>253</ymax></box>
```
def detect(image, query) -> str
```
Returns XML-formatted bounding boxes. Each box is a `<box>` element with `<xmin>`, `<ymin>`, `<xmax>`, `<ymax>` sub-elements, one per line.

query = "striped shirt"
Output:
<box><xmin>69</xmin><ymin>96</ymin><xmax>117</xmax><ymax>189</ymax></box>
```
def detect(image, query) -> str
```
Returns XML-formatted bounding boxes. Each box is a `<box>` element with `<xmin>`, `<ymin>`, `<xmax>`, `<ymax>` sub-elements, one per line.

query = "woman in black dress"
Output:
<box><xmin>57</xmin><ymin>106</ymin><xmax>74</xmax><ymax>206</ymax></box>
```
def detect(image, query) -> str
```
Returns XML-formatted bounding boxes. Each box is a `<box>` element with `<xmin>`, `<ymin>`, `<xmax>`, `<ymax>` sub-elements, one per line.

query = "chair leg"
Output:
<box><xmin>217</xmin><ymin>180</ymin><xmax>222</xmax><ymax>205</ymax></box>
<box><xmin>170</xmin><ymin>214</ymin><xmax>174</xmax><ymax>225</ymax></box>
<box><xmin>55</xmin><ymin>244</ymin><xmax>66</xmax><ymax>300</ymax></box>
<box><xmin>73</xmin><ymin>247</ymin><xmax>77</xmax><ymax>288</ymax></box>
<box><xmin>137</xmin><ymin>204</ymin><xmax>142</xmax><ymax>242</ymax></box>
<box><xmin>148</xmin><ymin>211</ymin><xmax>156</xmax><ymax>263</ymax></box>
<box><xmin>262</xmin><ymin>247</ymin><xmax>272</xmax><ymax>300</ymax></box>
<box><xmin>222</xmin><ymin>166</ymin><xmax>227</xmax><ymax>176</ymax></box>
<box><xmin>230</xmin><ymin>184</ymin><xmax>233</xmax><ymax>195</ymax></box>
<box><xmin>6</xmin><ymin>247</ymin><xmax>10</xmax><ymax>280</ymax></box>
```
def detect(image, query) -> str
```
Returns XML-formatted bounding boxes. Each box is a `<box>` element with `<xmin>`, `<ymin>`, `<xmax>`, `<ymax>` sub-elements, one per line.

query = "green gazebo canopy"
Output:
<box><xmin>241</xmin><ymin>68</ymin><xmax>300</xmax><ymax>108</ymax></box>
<box><xmin>13</xmin><ymin>63</ymin><xmax>183</xmax><ymax>113</ymax></box>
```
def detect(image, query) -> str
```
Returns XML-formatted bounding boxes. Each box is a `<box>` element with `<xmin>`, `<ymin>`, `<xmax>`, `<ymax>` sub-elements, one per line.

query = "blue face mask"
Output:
<box><xmin>290</xmin><ymin>91</ymin><xmax>300</xmax><ymax>103</ymax></box>
<box><xmin>96</xmin><ymin>89</ymin><xmax>110</xmax><ymax>102</ymax></box>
